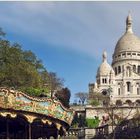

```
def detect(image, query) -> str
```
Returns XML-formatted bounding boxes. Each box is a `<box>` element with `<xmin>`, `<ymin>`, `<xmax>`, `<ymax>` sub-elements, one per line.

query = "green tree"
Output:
<box><xmin>86</xmin><ymin>117</ymin><xmax>100</xmax><ymax>128</ymax></box>
<box><xmin>0</xmin><ymin>27</ymin><xmax>5</xmax><ymax>38</ymax></box>
<box><xmin>0</xmin><ymin>28</ymin><xmax>64</xmax><ymax>97</ymax></box>
<box><xmin>88</xmin><ymin>91</ymin><xmax>110</xmax><ymax>107</ymax></box>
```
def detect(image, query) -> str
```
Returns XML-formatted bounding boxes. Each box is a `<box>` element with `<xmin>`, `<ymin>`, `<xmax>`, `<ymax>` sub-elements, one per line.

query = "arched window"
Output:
<box><xmin>126</xmin><ymin>66</ymin><xmax>131</xmax><ymax>77</ymax></box>
<box><xmin>102</xmin><ymin>78</ymin><xmax>107</xmax><ymax>84</ymax></box>
<box><xmin>133</xmin><ymin>65</ymin><xmax>136</xmax><ymax>72</ymax></box>
<box><xmin>116</xmin><ymin>100</ymin><xmax>122</xmax><ymax>106</ymax></box>
<box><xmin>118</xmin><ymin>88</ymin><xmax>121</xmax><ymax>95</ymax></box>
<box><xmin>118</xmin><ymin>66</ymin><xmax>121</xmax><ymax>73</ymax></box>
<box><xmin>138</xmin><ymin>65</ymin><xmax>140</xmax><ymax>73</ymax></box>
<box><xmin>102</xmin><ymin>78</ymin><xmax>104</xmax><ymax>84</ymax></box>
<box><xmin>125</xmin><ymin>100</ymin><xmax>132</xmax><ymax>106</ymax></box>
<box><xmin>136</xmin><ymin>100</ymin><xmax>140</xmax><ymax>106</ymax></box>
<box><xmin>104</xmin><ymin>78</ymin><xmax>107</xmax><ymax>83</ymax></box>
<box><xmin>137</xmin><ymin>83</ymin><xmax>140</xmax><ymax>95</ymax></box>
<box><xmin>137</xmin><ymin>88</ymin><xmax>139</xmax><ymax>95</ymax></box>
<box><xmin>126</xmin><ymin>82</ymin><xmax>131</xmax><ymax>92</ymax></box>
<box><xmin>115</xmin><ymin>67</ymin><xmax>117</xmax><ymax>75</ymax></box>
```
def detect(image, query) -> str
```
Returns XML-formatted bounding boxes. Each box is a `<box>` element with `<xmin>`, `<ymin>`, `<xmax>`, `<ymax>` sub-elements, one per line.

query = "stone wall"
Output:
<box><xmin>86</xmin><ymin>106</ymin><xmax>140</xmax><ymax>126</ymax></box>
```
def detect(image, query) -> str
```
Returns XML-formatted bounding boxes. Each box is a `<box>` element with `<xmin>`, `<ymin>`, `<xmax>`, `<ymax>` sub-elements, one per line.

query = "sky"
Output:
<box><xmin>0</xmin><ymin>1</ymin><xmax>140</xmax><ymax>103</ymax></box>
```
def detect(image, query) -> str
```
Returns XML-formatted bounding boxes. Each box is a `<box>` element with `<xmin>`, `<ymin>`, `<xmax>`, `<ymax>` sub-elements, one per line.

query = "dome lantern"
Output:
<box><xmin>103</xmin><ymin>51</ymin><xmax>107</xmax><ymax>62</ymax></box>
<box><xmin>126</xmin><ymin>12</ymin><xmax>133</xmax><ymax>33</ymax></box>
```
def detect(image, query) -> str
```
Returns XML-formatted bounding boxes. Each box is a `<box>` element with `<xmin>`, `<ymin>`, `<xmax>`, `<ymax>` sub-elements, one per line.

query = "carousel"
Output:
<box><xmin>0</xmin><ymin>87</ymin><xmax>74</xmax><ymax>139</ymax></box>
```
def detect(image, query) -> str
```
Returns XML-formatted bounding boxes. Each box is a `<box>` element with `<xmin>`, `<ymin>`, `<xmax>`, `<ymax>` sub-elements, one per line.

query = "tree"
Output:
<box><xmin>0</xmin><ymin>28</ymin><xmax>5</xmax><ymax>38</ymax></box>
<box><xmin>0</xmin><ymin>41</ymin><xmax>43</xmax><ymax>88</ymax></box>
<box><xmin>75</xmin><ymin>92</ymin><xmax>88</xmax><ymax>105</ymax></box>
<box><xmin>0</xmin><ymin>28</ymin><xmax>64</xmax><ymax>97</ymax></box>
<box><xmin>88</xmin><ymin>89</ymin><xmax>110</xmax><ymax>107</ymax></box>
<box><xmin>86</xmin><ymin>117</ymin><xmax>100</xmax><ymax>128</ymax></box>
<box><xmin>48</xmin><ymin>72</ymin><xmax>64</xmax><ymax>93</ymax></box>
<box><xmin>55</xmin><ymin>87</ymin><xmax>71</xmax><ymax>108</ymax></box>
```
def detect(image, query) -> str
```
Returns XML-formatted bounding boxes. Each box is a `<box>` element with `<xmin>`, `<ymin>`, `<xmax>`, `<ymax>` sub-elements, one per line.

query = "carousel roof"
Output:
<box><xmin>0</xmin><ymin>87</ymin><xmax>74</xmax><ymax>128</ymax></box>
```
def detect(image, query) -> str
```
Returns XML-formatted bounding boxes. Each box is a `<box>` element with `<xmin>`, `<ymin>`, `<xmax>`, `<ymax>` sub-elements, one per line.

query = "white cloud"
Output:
<box><xmin>0</xmin><ymin>2</ymin><xmax>140</xmax><ymax>62</ymax></box>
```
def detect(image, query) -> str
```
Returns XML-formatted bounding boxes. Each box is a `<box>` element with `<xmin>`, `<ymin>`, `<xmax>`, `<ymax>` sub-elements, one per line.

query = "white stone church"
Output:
<box><xmin>89</xmin><ymin>14</ymin><xmax>140</xmax><ymax>106</ymax></box>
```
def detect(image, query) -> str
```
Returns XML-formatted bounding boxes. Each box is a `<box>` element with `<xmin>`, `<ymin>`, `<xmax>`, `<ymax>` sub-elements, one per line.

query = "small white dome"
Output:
<box><xmin>97</xmin><ymin>51</ymin><xmax>112</xmax><ymax>76</ymax></box>
<box><xmin>97</xmin><ymin>61</ymin><xmax>112</xmax><ymax>76</ymax></box>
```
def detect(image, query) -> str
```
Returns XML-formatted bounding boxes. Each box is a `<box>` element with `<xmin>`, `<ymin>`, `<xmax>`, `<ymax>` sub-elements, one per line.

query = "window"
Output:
<box><xmin>125</xmin><ymin>100</ymin><xmax>132</xmax><ymax>106</ymax></box>
<box><xmin>115</xmin><ymin>67</ymin><xmax>117</xmax><ymax>75</ymax></box>
<box><xmin>126</xmin><ymin>82</ymin><xmax>131</xmax><ymax>92</ymax></box>
<box><xmin>102</xmin><ymin>79</ymin><xmax>104</xmax><ymax>84</ymax></box>
<box><xmin>126</xmin><ymin>66</ymin><xmax>131</xmax><ymax>77</ymax></box>
<box><xmin>133</xmin><ymin>65</ymin><xmax>136</xmax><ymax>72</ymax></box>
<box><xmin>118</xmin><ymin>66</ymin><xmax>121</xmax><ymax>73</ymax></box>
<box><xmin>137</xmin><ymin>83</ymin><xmax>140</xmax><ymax>95</ymax></box>
<box><xmin>137</xmin><ymin>88</ymin><xmax>140</xmax><ymax>95</ymax></box>
<box><xmin>102</xmin><ymin>90</ymin><xmax>107</xmax><ymax>95</ymax></box>
<box><xmin>116</xmin><ymin>100</ymin><xmax>122</xmax><ymax>106</ymax></box>
<box><xmin>118</xmin><ymin>88</ymin><xmax>121</xmax><ymax>95</ymax></box>
<box><xmin>102</xmin><ymin>78</ymin><xmax>107</xmax><ymax>84</ymax></box>
<box><xmin>138</xmin><ymin>66</ymin><xmax>140</xmax><ymax>73</ymax></box>
<box><xmin>136</xmin><ymin>100</ymin><xmax>140</xmax><ymax>106</ymax></box>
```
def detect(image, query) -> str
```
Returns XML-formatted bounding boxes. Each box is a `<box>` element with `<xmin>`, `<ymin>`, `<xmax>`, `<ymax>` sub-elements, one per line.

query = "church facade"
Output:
<box><xmin>89</xmin><ymin>14</ymin><xmax>140</xmax><ymax>106</ymax></box>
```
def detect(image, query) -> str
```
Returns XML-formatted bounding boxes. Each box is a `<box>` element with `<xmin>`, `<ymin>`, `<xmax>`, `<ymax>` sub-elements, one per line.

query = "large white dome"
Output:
<box><xmin>112</xmin><ymin>14</ymin><xmax>140</xmax><ymax>64</ymax></box>
<box><xmin>114</xmin><ymin>32</ymin><xmax>140</xmax><ymax>54</ymax></box>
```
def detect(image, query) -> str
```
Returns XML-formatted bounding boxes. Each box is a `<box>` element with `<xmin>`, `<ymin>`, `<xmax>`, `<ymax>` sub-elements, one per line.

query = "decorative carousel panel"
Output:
<box><xmin>0</xmin><ymin>88</ymin><xmax>74</xmax><ymax>126</ymax></box>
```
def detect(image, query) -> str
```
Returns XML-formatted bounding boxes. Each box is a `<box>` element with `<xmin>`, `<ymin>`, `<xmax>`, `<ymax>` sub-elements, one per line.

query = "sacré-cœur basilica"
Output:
<box><xmin>89</xmin><ymin>13</ymin><xmax>140</xmax><ymax>106</ymax></box>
